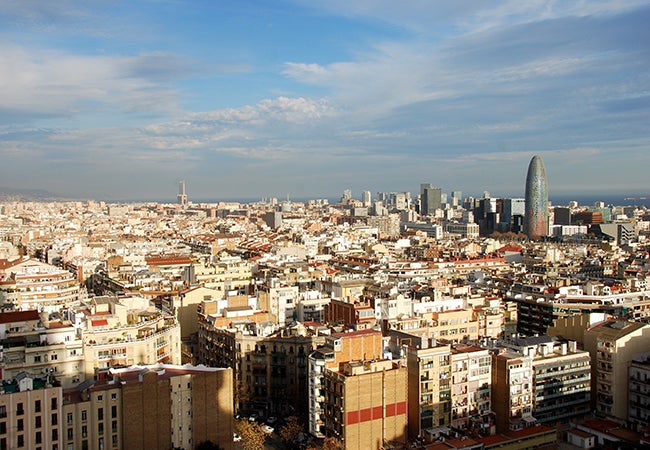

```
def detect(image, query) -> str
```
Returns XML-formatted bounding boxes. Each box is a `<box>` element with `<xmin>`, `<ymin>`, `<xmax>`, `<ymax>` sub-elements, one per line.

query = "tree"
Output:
<box><xmin>235</xmin><ymin>420</ymin><xmax>267</xmax><ymax>450</ymax></box>
<box><xmin>322</xmin><ymin>437</ymin><xmax>345</xmax><ymax>450</ymax></box>
<box><xmin>279</xmin><ymin>415</ymin><xmax>303</xmax><ymax>445</ymax></box>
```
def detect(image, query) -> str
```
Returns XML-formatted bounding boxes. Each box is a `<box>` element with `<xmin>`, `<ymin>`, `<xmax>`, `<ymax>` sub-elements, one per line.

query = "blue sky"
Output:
<box><xmin>1</xmin><ymin>0</ymin><xmax>649</xmax><ymax>201</ymax></box>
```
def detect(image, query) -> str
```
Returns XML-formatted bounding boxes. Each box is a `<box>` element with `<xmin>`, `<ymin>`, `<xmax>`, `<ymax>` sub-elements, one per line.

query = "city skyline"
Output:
<box><xmin>1</xmin><ymin>1</ymin><xmax>650</xmax><ymax>200</ymax></box>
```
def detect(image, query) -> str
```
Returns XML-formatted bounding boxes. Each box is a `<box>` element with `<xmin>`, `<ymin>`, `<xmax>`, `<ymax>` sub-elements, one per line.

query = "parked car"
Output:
<box><xmin>233</xmin><ymin>433</ymin><xmax>241</xmax><ymax>442</ymax></box>
<box><xmin>262</xmin><ymin>425</ymin><xmax>274</xmax><ymax>434</ymax></box>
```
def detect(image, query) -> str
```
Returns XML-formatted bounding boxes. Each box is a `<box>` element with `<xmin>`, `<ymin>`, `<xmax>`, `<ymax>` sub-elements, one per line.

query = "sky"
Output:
<box><xmin>1</xmin><ymin>0</ymin><xmax>649</xmax><ymax>202</ymax></box>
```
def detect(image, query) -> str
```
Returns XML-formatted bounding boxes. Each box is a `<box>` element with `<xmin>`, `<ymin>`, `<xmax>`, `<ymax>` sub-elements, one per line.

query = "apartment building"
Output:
<box><xmin>584</xmin><ymin>319</ymin><xmax>650</xmax><ymax>420</ymax></box>
<box><xmin>491</xmin><ymin>349</ymin><xmax>535</xmax><ymax>434</ymax></box>
<box><xmin>629</xmin><ymin>352</ymin><xmax>650</xmax><ymax>430</ymax></box>
<box><xmin>184</xmin><ymin>256</ymin><xmax>253</xmax><ymax>295</ymax></box>
<box><xmin>0</xmin><ymin>258</ymin><xmax>80</xmax><ymax>311</ymax></box>
<box><xmin>324</xmin><ymin>359</ymin><xmax>407</xmax><ymax>449</ymax></box>
<box><xmin>427</xmin><ymin>309</ymin><xmax>479</xmax><ymax>343</ymax></box>
<box><xmin>405</xmin><ymin>339</ymin><xmax>452</xmax><ymax>438</ymax></box>
<box><xmin>62</xmin><ymin>364</ymin><xmax>233</xmax><ymax>450</ymax></box>
<box><xmin>1</xmin><ymin>310</ymin><xmax>85</xmax><ymax>388</ymax></box>
<box><xmin>450</xmin><ymin>344</ymin><xmax>494</xmax><ymax>435</ymax></box>
<box><xmin>308</xmin><ymin>329</ymin><xmax>385</xmax><ymax>438</ymax></box>
<box><xmin>79</xmin><ymin>297</ymin><xmax>181</xmax><ymax>378</ymax></box>
<box><xmin>0</xmin><ymin>374</ymin><xmax>62</xmax><ymax>450</ymax></box>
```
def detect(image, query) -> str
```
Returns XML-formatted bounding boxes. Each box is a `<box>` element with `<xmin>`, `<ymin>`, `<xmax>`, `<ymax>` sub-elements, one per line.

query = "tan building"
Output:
<box><xmin>405</xmin><ymin>339</ymin><xmax>452</xmax><ymax>438</ymax></box>
<box><xmin>62</xmin><ymin>364</ymin><xmax>233</xmax><ymax>450</ymax></box>
<box><xmin>80</xmin><ymin>297</ymin><xmax>181</xmax><ymax>378</ymax></box>
<box><xmin>309</xmin><ymin>329</ymin><xmax>385</xmax><ymax>438</ymax></box>
<box><xmin>324</xmin><ymin>359</ymin><xmax>407</xmax><ymax>449</ymax></box>
<box><xmin>1</xmin><ymin>310</ymin><xmax>85</xmax><ymax>388</ymax></box>
<box><xmin>491</xmin><ymin>349</ymin><xmax>535</xmax><ymax>434</ymax></box>
<box><xmin>0</xmin><ymin>258</ymin><xmax>80</xmax><ymax>311</ymax></box>
<box><xmin>450</xmin><ymin>344</ymin><xmax>493</xmax><ymax>435</ymax></box>
<box><xmin>0</xmin><ymin>374</ymin><xmax>62</xmax><ymax>450</ymax></box>
<box><xmin>427</xmin><ymin>308</ymin><xmax>479</xmax><ymax>343</ymax></box>
<box><xmin>584</xmin><ymin>319</ymin><xmax>650</xmax><ymax>420</ymax></box>
<box><xmin>185</xmin><ymin>256</ymin><xmax>253</xmax><ymax>295</ymax></box>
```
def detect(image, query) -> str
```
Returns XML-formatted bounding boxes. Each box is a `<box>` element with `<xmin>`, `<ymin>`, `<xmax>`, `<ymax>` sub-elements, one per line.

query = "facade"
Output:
<box><xmin>406</xmin><ymin>339</ymin><xmax>452</xmax><ymax>438</ymax></box>
<box><xmin>62</xmin><ymin>364</ymin><xmax>233</xmax><ymax>450</ymax></box>
<box><xmin>0</xmin><ymin>374</ymin><xmax>62</xmax><ymax>450</ymax></box>
<box><xmin>584</xmin><ymin>320</ymin><xmax>650</xmax><ymax>420</ymax></box>
<box><xmin>629</xmin><ymin>352</ymin><xmax>650</xmax><ymax>430</ymax></box>
<box><xmin>308</xmin><ymin>329</ymin><xmax>385</xmax><ymax>438</ymax></box>
<box><xmin>450</xmin><ymin>344</ymin><xmax>493</xmax><ymax>435</ymax></box>
<box><xmin>508</xmin><ymin>338</ymin><xmax>592</xmax><ymax>424</ymax></box>
<box><xmin>81</xmin><ymin>306</ymin><xmax>181</xmax><ymax>379</ymax></box>
<box><xmin>491</xmin><ymin>349</ymin><xmax>535</xmax><ymax>434</ymax></box>
<box><xmin>1</xmin><ymin>311</ymin><xmax>84</xmax><ymax>389</ymax></box>
<box><xmin>0</xmin><ymin>259</ymin><xmax>80</xmax><ymax>311</ymax></box>
<box><xmin>324</xmin><ymin>359</ymin><xmax>407</xmax><ymax>449</ymax></box>
<box><xmin>524</xmin><ymin>155</ymin><xmax>549</xmax><ymax>239</ymax></box>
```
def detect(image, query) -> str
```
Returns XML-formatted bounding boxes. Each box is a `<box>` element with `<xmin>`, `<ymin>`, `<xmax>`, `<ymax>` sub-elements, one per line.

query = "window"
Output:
<box><xmin>67</xmin><ymin>428</ymin><xmax>73</xmax><ymax>440</ymax></box>
<box><xmin>110</xmin><ymin>393</ymin><xmax>117</xmax><ymax>401</ymax></box>
<box><xmin>0</xmin><ymin>438</ymin><xmax>6</xmax><ymax>450</ymax></box>
<box><xmin>111</xmin><ymin>406</ymin><xmax>117</xmax><ymax>419</ymax></box>
<box><xmin>51</xmin><ymin>398</ymin><xmax>58</xmax><ymax>410</ymax></box>
<box><xmin>17</xmin><ymin>435</ymin><xmax>24</xmax><ymax>448</ymax></box>
<box><xmin>111</xmin><ymin>421</ymin><xmax>117</xmax><ymax>433</ymax></box>
<box><xmin>34</xmin><ymin>355</ymin><xmax>41</xmax><ymax>363</ymax></box>
<box><xmin>16</xmin><ymin>403</ymin><xmax>24</xmax><ymax>416</ymax></box>
<box><xmin>0</xmin><ymin>422</ymin><xmax>5</xmax><ymax>434</ymax></box>
<box><xmin>35</xmin><ymin>416</ymin><xmax>41</xmax><ymax>428</ymax></box>
<box><xmin>35</xmin><ymin>431</ymin><xmax>42</xmax><ymax>444</ymax></box>
<box><xmin>17</xmin><ymin>419</ymin><xmax>24</xmax><ymax>431</ymax></box>
<box><xmin>111</xmin><ymin>434</ymin><xmax>118</xmax><ymax>447</ymax></box>
<box><xmin>67</xmin><ymin>413</ymin><xmax>73</xmax><ymax>425</ymax></box>
<box><xmin>98</xmin><ymin>423</ymin><xmax>104</xmax><ymax>436</ymax></box>
<box><xmin>98</xmin><ymin>408</ymin><xmax>103</xmax><ymax>421</ymax></box>
<box><xmin>52</xmin><ymin>413</ymin><xmax>58</xmax><ymax>426</ymax></box>
<box><xmin>98</xmin><ymin>437</ymin><xmax>104</xmax><ymax>450</ymax></box>
<box><xmin>97</xmin><ymin>395</ymin><xmax>103</xmax><ymax>402</ymax></box>
<box><xmin>52</xmin><ymin>428</ymin><xmax>58</xmax><ymax>441</ymax></box>
<box><xmin>51</xmin><ymin>354</ymin><xmax>58</xmax><ymax>361</ymax></box>
<box><xmin>35</xmin><ymin>400</ymin><xmax>41</xmax><ymax>413</ymax></box>
<box><xmin>81</xmin><ymin>410</ymin><xmax>87</xmax><ymax>422</ymax></box>
<box><xmin>0</xmin><ymin>406</ymin><xmax>5</xmax><ymax>418</ymax></box>
<box><xmin>82</xmin><ymin>425</ymin><xmax>88</xmax><ymax>438</ymax></box>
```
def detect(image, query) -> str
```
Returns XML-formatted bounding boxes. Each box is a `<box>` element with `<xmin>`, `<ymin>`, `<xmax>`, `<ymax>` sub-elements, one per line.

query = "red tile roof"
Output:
<box><xmin>0</xmin><ymin>310</ymin><xmax>40</xmax><ymax>324</ymax></box>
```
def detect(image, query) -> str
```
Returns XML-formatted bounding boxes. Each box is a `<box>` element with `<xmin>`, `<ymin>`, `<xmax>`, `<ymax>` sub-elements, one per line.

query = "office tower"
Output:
<box><xmin>177</xmin><ymin>180</ymin><xmax>188</xmax><ymax>207</ymax></box>
<box><xmin>524</xmin><ymin>155</ymin><xmax>548</xmax><ymax>239</ymax></box>
<box><xmin>421</xmin><ymin>185</ymin><xmax>442</xmax><ymax>216</ymax></box>
<box><xmin>451</xmin><ymin>190</ymin><xmax>462</xmax><ymax>206</ymax></box>
<box><xmin>554</xmin><ymin>206</ymin><xmax>572</xmax><ymax>225</ymax></box>
<box><xmin>502</xmin><ymin>198</ymin><xmax>526</xmax><ymax>224</ymax></box>
<box><xmin>362</xmin><ymin>190</ymin><xmax>372</xmax><ymax>207</ymax></box>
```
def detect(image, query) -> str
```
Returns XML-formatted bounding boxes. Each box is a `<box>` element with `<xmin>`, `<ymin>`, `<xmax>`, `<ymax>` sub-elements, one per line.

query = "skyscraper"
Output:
<box><xmin>524</xmin><ymin>155</ymin><xmax>548</xmax><ymax>239</ymax></box>
<box><xmin>177</xmin><ymin>180</ymin><xmax>188</xmax><ymax>206</ymax></box>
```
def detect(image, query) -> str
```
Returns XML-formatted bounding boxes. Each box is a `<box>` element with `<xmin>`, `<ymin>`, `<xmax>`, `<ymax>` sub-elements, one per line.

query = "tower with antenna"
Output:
<box><xmin>177</xmin><ymin>180</ymin><xmax>188</xmax><ymax>207</ymax></box>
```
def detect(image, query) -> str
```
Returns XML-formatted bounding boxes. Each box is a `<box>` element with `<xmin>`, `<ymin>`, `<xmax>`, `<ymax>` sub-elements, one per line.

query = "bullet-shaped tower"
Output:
<box><xmin>524</xmin><ymin>155</ymin><xmax>548</xmax><ymax>239</ymax></box>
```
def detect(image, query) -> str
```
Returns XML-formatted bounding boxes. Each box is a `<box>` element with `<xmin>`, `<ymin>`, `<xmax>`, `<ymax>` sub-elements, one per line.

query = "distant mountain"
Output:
<box><xmin>0</xmin><ymin>186</ymin><xmax>79</xmax><ymax>201</ymax></box>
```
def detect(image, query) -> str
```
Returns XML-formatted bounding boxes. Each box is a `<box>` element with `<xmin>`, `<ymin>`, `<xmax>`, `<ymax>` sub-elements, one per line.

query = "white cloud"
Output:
<box><xmin>0</xmin><ymin>44</ymin><xmax>186</xmax><ymax>119</ymax></box>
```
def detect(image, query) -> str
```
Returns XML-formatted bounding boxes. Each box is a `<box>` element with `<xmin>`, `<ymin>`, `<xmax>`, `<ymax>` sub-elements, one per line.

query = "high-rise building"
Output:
<box><xmin>177</xmin><ymin>180</ymin><xmax>188</xmax><ymax>207</ymax></box>
<box><xmin>524</xmin><ymin>155</ymin><xmax>548</xmax><ymax>239</ymax></box>
<box><xmin>420</xmin><ymin>185</ymin><xmax>442</xmax><ymax>216</ymax></box>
